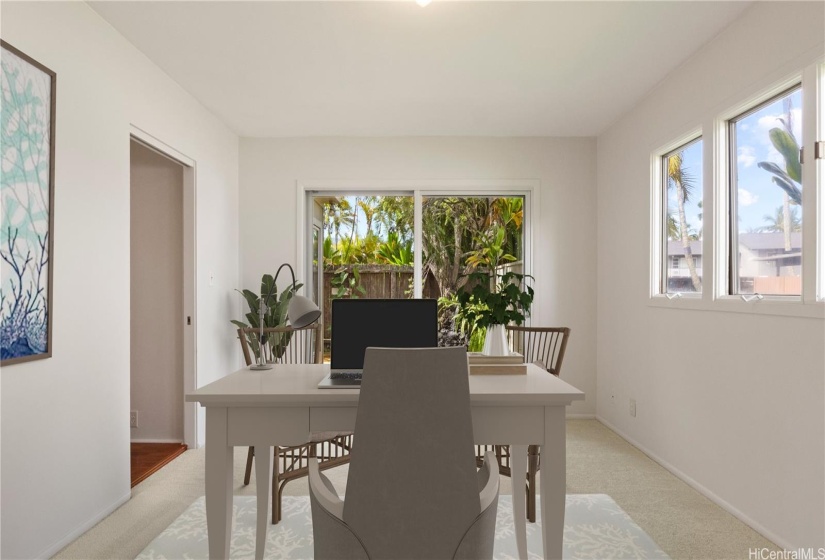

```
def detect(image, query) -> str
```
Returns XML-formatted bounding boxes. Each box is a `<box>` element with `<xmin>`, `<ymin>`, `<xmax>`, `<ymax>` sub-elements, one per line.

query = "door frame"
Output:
<box><xmin>129</xmin><ymin>125</ymin><xmax>198</xmax><ymax>450</ymax></box>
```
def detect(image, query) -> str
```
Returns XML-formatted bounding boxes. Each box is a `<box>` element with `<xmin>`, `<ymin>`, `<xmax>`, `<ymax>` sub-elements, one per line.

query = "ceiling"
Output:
<box><xmin>90</xmin><ymin>1</ymin><xmax>751</xmax><ymax>137</ymax></box>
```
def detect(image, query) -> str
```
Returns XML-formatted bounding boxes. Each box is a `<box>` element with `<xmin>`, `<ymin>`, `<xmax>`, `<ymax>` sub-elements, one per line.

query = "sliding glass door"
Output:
<box><xmin>306</xmin><ymin>186</ymin><xmax>531</xmax><ymax>356</ymax></box>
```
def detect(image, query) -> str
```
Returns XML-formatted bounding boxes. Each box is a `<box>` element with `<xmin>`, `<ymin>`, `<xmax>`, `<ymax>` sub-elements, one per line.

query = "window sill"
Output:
<box><xmin>649</xmin><ymin>294</ymin><xmax>824</xmax><ymax>319</ymax></box>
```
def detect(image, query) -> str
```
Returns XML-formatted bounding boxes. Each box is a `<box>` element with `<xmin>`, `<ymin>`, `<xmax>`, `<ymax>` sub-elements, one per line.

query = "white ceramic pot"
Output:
<box><xmin>482</xmin><ymin>324</ymin><xmax>509</xmax><ymax>356</ymax></box>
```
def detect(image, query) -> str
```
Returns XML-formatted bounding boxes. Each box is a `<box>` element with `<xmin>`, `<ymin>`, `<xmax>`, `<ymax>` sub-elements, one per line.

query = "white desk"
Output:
<box><xmin>186</xmin><ymin>363</ymin><xmax>584</xmax><ymax>560</ymax></box>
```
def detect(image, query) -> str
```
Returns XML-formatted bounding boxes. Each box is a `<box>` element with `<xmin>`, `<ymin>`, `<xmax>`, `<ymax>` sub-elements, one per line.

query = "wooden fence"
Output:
<box><xmin>752</xmin><ymin>276</ymin><xmax>802</xmax><ymax>295</ymax></box>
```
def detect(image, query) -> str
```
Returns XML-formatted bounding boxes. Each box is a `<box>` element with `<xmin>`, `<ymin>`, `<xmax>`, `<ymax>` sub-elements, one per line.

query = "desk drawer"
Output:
<box><xmin>310</xmin><ymin>407</ymin><xmax>357</xmax><ymax>433</ymax></box>
<box><xmin>472</xmin><ymin>407</ymin><xmax>544</xmax><ymax>445</ymax></box>
<box><xmin>228</xmin><ymin>408</ymin><xmax>309</xmax><ymax>446</ymax></box>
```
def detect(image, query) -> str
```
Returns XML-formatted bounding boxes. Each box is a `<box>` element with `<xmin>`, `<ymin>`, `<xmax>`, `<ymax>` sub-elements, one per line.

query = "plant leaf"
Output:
<box><xmin>768</xmin><ymin>127</ymin><xmax>801</xmax><ymax>183</ymax></box>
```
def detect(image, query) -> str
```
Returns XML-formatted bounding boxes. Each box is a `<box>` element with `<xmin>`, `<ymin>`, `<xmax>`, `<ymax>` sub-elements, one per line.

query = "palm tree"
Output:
<box><xmin>325</xmin><ymin>199</ymin><xmax>355</xmax><ymax>248</ymax></box>
<box><xmin>759</xmin><ymin>205</ymin><xmax>801</xmax><ymax>233</ymax></box>
<box><xmin>357</xmin><ymin>196</ymin><xmax>378</xmax><ymax>237</ymax></box>
<box><xmin>667</xmin><ymin>153</ymin><xmax>702</xmax><ymax>291</ymax></box>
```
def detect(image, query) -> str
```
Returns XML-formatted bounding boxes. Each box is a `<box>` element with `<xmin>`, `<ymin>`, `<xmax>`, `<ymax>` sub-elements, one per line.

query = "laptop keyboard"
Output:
<box><xmin>330</xmin><ymin>371</ymin><xmax>362</xmax><ymax>380</ymax></box>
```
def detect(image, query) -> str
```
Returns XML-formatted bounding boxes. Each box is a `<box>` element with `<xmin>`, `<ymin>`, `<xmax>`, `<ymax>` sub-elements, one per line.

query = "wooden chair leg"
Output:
<box><xmin>243</xmin><ymin>446</ymin><xmax>254</xmax><ymax>486</ymax></box>
<box><xmin>526</xmin><ymin>444</ymin><xmax>539</xmax><ymax>523</ymax></box>
<box><xmin>271</xmin><ymin>448</ymin><xmax>281</xmax><ymax>524</ymax></box>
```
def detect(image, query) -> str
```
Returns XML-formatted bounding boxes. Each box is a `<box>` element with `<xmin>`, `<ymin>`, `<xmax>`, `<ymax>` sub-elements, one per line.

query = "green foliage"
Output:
<box><xmin>757</xmin><ymin>107</ymin><xmax>802</xmax><ymax>206</ymax></box>
<box><xmin>323</xmin><ymin>237</ymin><xmax>342</xmax><ymax>266</ymax></box>
<box><xmin>377</xmin><ymin>232</ymin><xmax>413</xmax><ymax>265</ymax></box>
<box><xmin>231</xmin><ymin>273</ymin><xmax>303</xmax><ymax>362</ymax></box>
<box><xmin>319</xmin><ymin>195</ymin><xmax>525</xmax><ymax>306</ymax></box>
<box><xmin>457</xmin><ymin>270</ymin><xmax>534</xmax><ymax>328</ymax></box>
<box><xmin>439</xmin><ymin>293</ymin><xmax>487</xmax><ymax>352</ymax></box>
<box><xmin>331</xmin><ymin>267</ymin><xmax>367</xmax><ymax>299</ymax></box>
<box><xmin>466</xmin><ymin>226</ymin><xmax>517</xmax><ymax>270</ymax></box>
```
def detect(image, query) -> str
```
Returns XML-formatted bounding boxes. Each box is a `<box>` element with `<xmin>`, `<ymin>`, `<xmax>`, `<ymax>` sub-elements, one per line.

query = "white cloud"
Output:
<box><xmin>756</xmin><ymin>108</ymin><xmax>802</xmax><ymax>142</ymax></box>
<box><xmin>738</xmin><ymin>188</ymin><xmax>759</xmax><ymax>206</ymax></box>
<box><xmin>738</xmin><ymin>146</ymin><xmax>756</xmax><ymax>167</ymax></box>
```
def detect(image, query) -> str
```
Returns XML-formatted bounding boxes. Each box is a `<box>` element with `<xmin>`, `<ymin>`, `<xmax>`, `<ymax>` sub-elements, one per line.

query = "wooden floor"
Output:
<box><xmin>131</xmin><ymin>442</ymin><xmax>188</xmax><ymax>487</ymax></box>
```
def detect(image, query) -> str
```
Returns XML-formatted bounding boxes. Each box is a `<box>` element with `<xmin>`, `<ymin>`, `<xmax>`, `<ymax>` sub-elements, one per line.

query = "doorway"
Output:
<box><xmin>129</xmin><ymin>137</ymin><xmax>194</xmax><ymax>484</ymax></box>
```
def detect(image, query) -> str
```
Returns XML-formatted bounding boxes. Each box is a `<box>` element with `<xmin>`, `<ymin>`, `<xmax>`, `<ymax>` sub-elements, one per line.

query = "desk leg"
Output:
<box><xmin>510</xmin><ymin>444</ymin><xmax>528</xmax><ymax>560</ymax></box>
<box><xmin>541</xmin><ymin>406</ymin><xmax>566</xmax><ymax>560</ymax></box>
<box><xmin>255</xmin><ymin>445</ymin><xmax>272</xmax><ymax>560</ymax></box>
<box><xmin>206</xmin><ymin>407</ymin><xmax>233</xmax><ymax>560</ymax></box>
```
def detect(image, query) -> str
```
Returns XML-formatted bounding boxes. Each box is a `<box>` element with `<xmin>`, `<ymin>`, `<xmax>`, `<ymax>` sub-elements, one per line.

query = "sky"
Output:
<box><xmin>733</xmin><ymin>88</ymin><xmax>802</xmax><ymax>233</ymax></box>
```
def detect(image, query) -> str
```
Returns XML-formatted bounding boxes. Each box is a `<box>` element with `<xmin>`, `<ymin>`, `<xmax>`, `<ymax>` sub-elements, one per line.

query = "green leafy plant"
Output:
<box><xmin>757</xmin><ymin>123</ymin><xmax>802</xmax><ymax>205</ymax></box>
<box><xmin>457</xmin><ymin>270</ymin><xmax>534</xmax><ymax>329</ymax></box>
<box><xmin>331</xmin><ymin>267</ymin><xmax>367</xmax><ymax>299</ymax></box>
<box><xmin>377</xmin><ymin>231</ymin><xmax>413</xmax><ymax>266</ymax></box>
<box><xmin>465</xmin><ymin>226</ymin><xmax>517</xmax><ymax>270</ymax></box>
<box><xmin>439</xmin><ymin>293</ymin><xmax>487</xmax><ymax>352</ymax></box>
<box><xmin>231</xmin><ymin>273</ymin><xmax>302</xmax><ymax>362</ymax></box>
<box><xmin>323</xmin><ymin>237</ymin><xmax>343</xmax><ymax>266</ymax></box>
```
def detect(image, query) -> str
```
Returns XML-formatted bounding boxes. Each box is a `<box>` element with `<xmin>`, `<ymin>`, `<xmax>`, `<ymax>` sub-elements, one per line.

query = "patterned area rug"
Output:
<box><xmin>138</xmin><ymin>494</ymin><xmax>669</xmax><ymax>559</ymax></box>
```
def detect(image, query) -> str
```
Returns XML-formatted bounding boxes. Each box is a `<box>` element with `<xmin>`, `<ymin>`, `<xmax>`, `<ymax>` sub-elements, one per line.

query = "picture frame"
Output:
<box><xmin>1</xmin><ymin>40</ymin><xmax>56</xmax><ymax>366</ymax></box>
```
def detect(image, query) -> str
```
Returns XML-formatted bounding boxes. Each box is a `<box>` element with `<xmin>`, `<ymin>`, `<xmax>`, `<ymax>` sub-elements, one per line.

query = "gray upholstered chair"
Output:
<box><xmin>309</xmin><ymin>346</ymin><xmax>500</xmax><ymax>560</ymax></box>
<box><xmin>477</xmin><ymin>325</ymin><xmax>571</xmax><ymax>522</ymax></box>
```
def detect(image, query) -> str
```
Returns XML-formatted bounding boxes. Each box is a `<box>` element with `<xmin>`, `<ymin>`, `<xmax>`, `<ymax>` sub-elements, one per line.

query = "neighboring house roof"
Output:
<box><xmin>666</xmin><ymin>240</ymin><xmax>702</xmax><ymax>256</ymax></box>
<box><xmin>667</xmin><ymin>232</ymin><xmax>801</xmax><ymax>256</ymax></box>
<box><xmin>738</xmin><ymin>232</ymin><xmax>802</xmax><ymax>251</ymax></box>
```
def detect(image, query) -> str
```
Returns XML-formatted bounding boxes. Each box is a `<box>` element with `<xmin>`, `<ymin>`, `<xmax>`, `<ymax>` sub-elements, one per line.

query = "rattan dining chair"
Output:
<box><xmin>476</xmin><ymin>326</ymin><xmax>570</xmax><ymax>522</ymax></box>
<box><xmin>237</xmin><ymin>323</ymin><xmax>353</xmax><ymax>524</ymax></box>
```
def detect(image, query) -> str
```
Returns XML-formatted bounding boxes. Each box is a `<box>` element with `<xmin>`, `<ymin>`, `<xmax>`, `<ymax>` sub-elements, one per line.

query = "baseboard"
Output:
<box><xmin>36</xmin><ymin>491</ymin><xmax>131</xmax><ymax>559</ymax></box>
<box><xmin>131</xmin><ymin>438</ymin><xmax>185</xmax><ymax>444</ymax></box>
<box><xmin>566</xmin><ymin>413</ymin><xmax>596</xmax><ymax>419</ymax></box>
<box><xmin>595</xmin><ymin>415</ymin><xmax>793</xmax><ymax>550</ymax></box>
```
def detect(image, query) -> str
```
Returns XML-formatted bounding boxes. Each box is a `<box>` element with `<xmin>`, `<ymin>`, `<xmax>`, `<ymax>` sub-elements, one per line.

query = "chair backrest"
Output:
<box><xmin>343</xmin><ymin>346</ymin><xmax>479</xmax><ymax>559</ymax></box>
<box><xmin>507</xmin><ymin>326</ymin><xmax>570</xmax><ymax>376</ymax></box>
<box><xmin>237</xmin><ymin>323</ymin><xmax>323</xmax><ymax>366</ymax></box>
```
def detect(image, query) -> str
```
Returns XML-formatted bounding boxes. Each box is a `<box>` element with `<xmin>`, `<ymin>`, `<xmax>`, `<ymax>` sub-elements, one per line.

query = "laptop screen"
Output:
<box><xmin>330</xmin><ymin>299</ymin><xmax>438</xmax><ymax>371</ymax></box>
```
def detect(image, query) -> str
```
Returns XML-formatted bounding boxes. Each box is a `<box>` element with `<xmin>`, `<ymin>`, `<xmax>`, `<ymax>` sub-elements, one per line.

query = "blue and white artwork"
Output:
<box><xmin>1</xmin><ymin>41</ymin><xmax>56</xmax><ymax>365</ymax></box>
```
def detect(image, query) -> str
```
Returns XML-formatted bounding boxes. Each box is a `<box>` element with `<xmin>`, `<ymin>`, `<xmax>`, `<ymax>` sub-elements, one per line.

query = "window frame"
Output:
<box><xmin>726</xmin><ymin>83</ymin><xmax>803</xmax><ymax>299</ymax></box>
<box><xmin>649</xmin><ymin>58</ymin><xmax>824</xmax><ymax>319</ymax></box>
<box><xmin>660</xmin><ymin>136</ymin><xmax>704</xmax><ymax>297</ymax></box>
<box><xmin>650</xmin><ymin>131</ymin><xmax>703</xmax><ymax>300</ymax></box>
<box><xmin>296</xmin><ymin>179</ymin><xmax>536</xmax><ymax>303</ymax></box>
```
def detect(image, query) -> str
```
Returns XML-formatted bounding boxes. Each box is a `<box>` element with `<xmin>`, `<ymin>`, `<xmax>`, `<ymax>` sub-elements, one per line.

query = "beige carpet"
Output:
<box><xmin>54</xmin><ymin>420</ymin><xmax>777</xmax><ymax>560</ymax></box>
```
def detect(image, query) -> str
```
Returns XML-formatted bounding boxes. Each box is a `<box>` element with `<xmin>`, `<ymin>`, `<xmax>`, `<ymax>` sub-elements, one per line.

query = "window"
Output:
<box><xmin>662</xmin><ymin>138</ymin><xmax>703</xmax><ymax>294</ymax></box>
<box><xmin>651</xmin><ymin>60</ymin><xmax>823</xmax><ymax>314</ymax></box>
<box><xmin>729</xmin><ymin>85</ymin><xmax>803</xmax><ymax>296</ymax></box>
<box><xmin>421</xmin><ymin>196</ymin><xmax>525</xmax><ymax>350</ymax></box>
<box><xmin>305</xmin><ymin>185</ymin><xmax>533</xmax><ymax>353</ymax></box>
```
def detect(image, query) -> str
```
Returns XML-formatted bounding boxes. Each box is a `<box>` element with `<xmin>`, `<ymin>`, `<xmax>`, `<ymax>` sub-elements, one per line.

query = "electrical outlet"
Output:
<box><xmin>130</xmin><ymin>411</ymin><xmax>138</xmax><ymax>428</ymax></box>
<box><xmin>629</xmin><ymin>399</ymin><xmax>636</xmax><ymax>418</ymax></box>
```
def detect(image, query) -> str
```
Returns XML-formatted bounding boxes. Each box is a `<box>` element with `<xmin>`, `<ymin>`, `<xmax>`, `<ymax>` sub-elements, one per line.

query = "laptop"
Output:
<box><xmin>317</xmin><ymin>298</ymin><xmax>438</xmax><ymax>388</ymax></box>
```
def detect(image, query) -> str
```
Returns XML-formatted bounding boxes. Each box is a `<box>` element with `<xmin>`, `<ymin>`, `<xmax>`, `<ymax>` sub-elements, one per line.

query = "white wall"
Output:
<box><xmin>130</xmin><ymin>141</ymin><xmax>184</xmax><ymax>443</ymax></box>
<box><xmin>240</xmin><ymin>137</ymin><xmax>597</xmax><ymax>416</ymax></box>
<box><xmin>596</xmin><ymin>1</ymin><xmax>824</xmax><ymax>549</ymax></box>
<box><xmin>0</xmin><ymin>4</ymin><xmax>239</xmax><ymax>558</ymax></box>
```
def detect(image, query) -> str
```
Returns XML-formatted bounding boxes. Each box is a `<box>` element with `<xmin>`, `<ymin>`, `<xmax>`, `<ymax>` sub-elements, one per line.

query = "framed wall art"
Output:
<box><xmin>1</xmin><ymin>40</ymin><xmax>56</xmax><ymax>366</ymax></box>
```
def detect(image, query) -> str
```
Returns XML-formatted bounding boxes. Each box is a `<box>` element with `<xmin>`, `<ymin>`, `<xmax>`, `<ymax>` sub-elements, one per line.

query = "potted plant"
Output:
<box><xmin>456</xmin><ymin>269</ymin><xmax>534</xmax><ymax>356</ymax></box>
<box><xmin>231</xmin><ymin>273</ymin><xmax>302</xmax><ymax>364</ymax></box>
